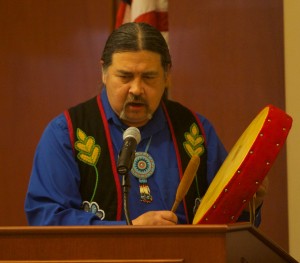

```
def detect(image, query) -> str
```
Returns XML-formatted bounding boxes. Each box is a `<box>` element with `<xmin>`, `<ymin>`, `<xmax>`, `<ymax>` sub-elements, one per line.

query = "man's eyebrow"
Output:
<box><xmin>142</xmin><ymin>71</ymin><xmax>159</xmax><ymax>76</ymax></box>
<box><xmin>115</xmin><ymin>70</ymin><xmax>159</xmax><ymax>76</ymax></box>
<box><xmin>116</xmin><ymin>70</ymin><xmax>132</xmax><ymax>75</ymax></box>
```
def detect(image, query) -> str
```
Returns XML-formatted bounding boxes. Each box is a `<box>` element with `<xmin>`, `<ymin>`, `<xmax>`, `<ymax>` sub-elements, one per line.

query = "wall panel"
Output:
<box><xmin>0</xmin><ymin>0</ymin><xmax>113</xmax><ymax>226</ymax></box>
<box><xmin>169</xmin><ymin>0</ymin><xmax>288</xmax><ymax>250</ymax></box>
<box><xmin>0</xmin><ymin>0</ymin><xmax>289</xmax><ymax>253</ymax></box>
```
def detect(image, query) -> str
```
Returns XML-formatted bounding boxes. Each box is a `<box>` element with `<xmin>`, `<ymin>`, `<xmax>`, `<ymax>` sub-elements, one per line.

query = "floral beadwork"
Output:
<box><xmin>75</xmin><ymin>128</ymin><xmax>101</xmax><ymax>167</ymax></box>
<box><xmin>193</xmin><ymin>197</ymin><xmax>202</xmax><ymax>215</ymax></box>
<box><xmin>75</xmin><ymin>128</ymin><xmax>103</xmax><ymax>210</ymax></box>
<box><xmin>183</xmin><ymin>123</ymin><xmax>205</xmax><ymax>157</ymax></box>
<box><xmin>82</xmin><ymin>201</ymin><xmax>105</xmax><ymax>220</ymax></box>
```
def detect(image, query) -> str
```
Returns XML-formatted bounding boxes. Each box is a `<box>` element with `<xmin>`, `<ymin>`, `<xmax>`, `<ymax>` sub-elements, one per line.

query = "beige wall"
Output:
<box><xmin>284</xmin><ymin>1</ymin><xmax>300</xmax><ymax>261</ymax></box>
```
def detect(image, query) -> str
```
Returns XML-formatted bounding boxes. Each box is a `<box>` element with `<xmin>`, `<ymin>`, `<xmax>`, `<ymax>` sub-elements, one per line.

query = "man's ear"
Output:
<box><xmin>100</xmin><ymin>60</ymin><xmax>106</xmax><ymax>84</ymax></box>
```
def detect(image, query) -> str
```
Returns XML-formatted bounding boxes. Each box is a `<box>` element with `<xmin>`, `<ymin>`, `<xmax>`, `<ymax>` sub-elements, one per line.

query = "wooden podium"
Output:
<box><xmin>0</xmin><ymin>223</ymin><xmax>297</xmax><ymax>263</ymax></box>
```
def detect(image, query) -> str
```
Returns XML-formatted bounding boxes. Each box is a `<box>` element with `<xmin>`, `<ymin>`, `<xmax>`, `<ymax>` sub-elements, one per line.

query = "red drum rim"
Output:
<box><xmin>193</xmin><ymin>105</ymin><xmax>293</xmax><ymax>225</ymax></box>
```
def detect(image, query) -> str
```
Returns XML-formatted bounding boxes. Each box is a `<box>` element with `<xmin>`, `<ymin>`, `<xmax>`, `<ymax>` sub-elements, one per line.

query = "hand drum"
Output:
<box><xmin>193</xmin><ymin>105</ymin><xmax>292</xmax><ymax>224</ymax></box>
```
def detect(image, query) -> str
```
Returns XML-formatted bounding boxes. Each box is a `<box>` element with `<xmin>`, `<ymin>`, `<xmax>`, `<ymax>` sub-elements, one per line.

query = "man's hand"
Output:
<box><xmin>255</xmin><ymin>176</ymin><xmax>269</xmax><ymax>208</ymax></box>
<box><xmin>132</xmin><ymin>211</ymin><xmax>178</xmax><ymax>225</ymax></box>
<box><xmin>244</xmin><ymin>176</ymin><xmax>269</xmax><ymax>212</ymax></box>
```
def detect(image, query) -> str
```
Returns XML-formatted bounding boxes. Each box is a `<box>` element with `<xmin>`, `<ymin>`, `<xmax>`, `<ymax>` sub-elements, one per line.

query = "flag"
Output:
<box><xmin>115</xmin><ymin>0</ymin><xmax>169</xmax><ymax>43</ymax></box>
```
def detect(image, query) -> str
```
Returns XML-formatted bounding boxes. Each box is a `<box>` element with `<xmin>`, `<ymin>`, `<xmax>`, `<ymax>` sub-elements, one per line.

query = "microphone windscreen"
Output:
<box><xmin>123</xmin><ymin>127</ymin><xmax>141</xmax><ymax>144</ymax></box>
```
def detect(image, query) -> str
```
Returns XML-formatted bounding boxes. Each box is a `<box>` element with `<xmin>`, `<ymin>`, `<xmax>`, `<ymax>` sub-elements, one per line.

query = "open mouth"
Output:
<box><xmin>127</xmin><ymin>102</ymin><xmax>145</xmax><ymax>108</ymax></box>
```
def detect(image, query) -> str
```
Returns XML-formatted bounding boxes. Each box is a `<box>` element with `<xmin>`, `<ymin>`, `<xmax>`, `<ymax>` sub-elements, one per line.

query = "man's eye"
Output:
<box><xmin>119</xmin><ymin>75</ymin><xmax>131</xmax><ymax>80</ymax></box>
<box><xmin>143</xmin><ymin>75</ymin><xmax>156</xmax><ymax>80</ymax></box>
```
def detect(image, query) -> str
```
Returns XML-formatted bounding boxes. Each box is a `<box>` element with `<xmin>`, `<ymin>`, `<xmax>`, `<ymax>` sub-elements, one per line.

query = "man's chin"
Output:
<box><xmin>119</xmin><ymin>113</ymin><xmax>153</xmax><ymax>127</ymax></box>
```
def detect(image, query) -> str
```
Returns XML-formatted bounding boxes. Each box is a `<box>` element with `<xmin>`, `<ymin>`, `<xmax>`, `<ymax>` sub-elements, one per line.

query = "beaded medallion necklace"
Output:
<box><xmin>131</xmin><ymin>136</ymin><xmax>155</xmax><ymax>203</ymax></box>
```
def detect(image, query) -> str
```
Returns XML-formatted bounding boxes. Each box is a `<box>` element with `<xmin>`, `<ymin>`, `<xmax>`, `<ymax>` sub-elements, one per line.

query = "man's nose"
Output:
<box><xmin>129</xmin><ymin>78</ymin><xmax>144</xmax><ymax>95</ymax></box>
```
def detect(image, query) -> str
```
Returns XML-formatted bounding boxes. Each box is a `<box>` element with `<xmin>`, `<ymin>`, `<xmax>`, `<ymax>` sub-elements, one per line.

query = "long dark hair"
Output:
<box><xmin>101</xmin><ymin>22</ymin><xmax>172</xmax><ymax>73</ymax></box>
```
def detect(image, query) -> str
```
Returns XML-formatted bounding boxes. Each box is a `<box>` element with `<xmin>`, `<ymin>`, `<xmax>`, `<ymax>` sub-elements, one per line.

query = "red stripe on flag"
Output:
<box><xmin>134</xmin><ymin>11</ymin><xmax>168</xmax><ymax>32</ymax></box>
<box><xmin>115</xmin><ymin>2</ymin><xmax>128</xmax><ymax>28</ymax></box>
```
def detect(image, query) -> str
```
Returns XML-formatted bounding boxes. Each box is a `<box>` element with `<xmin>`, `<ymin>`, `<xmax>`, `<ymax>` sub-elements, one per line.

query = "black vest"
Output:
<box><xmin>65</xmin><ymin>95</ymin><xmax>208</xmax><ymax>223</ymax></box>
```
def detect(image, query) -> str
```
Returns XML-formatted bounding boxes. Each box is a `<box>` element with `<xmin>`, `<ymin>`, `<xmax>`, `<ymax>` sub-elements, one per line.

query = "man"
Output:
<box><xmin>25</xmin><ymin>22</ymin><xmax>265</xmax><ymax>226</ymax></box>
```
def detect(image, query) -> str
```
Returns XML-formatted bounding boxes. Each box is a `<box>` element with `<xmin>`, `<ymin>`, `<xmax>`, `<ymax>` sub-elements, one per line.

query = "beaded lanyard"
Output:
<box><xmin>131</xmin><ymin>136</ymin><xmax>155</xmax><ymax>203</ymax></box>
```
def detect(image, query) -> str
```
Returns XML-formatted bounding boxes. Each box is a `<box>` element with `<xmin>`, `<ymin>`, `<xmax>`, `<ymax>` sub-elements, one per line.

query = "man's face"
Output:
<box><xmin>102</xmin><ymin>50</ymin><xmax>169</xmax><ymax>127</ymax></box>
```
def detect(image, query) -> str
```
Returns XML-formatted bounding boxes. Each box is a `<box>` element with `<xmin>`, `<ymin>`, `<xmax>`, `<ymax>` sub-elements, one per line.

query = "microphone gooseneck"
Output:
<box><xmin>117</xmin><ymin>127</ymin><xmax>141</xmax><ymax>225</ymax></box>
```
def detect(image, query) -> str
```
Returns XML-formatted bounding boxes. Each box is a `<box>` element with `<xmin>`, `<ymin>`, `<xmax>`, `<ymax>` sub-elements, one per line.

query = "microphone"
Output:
<box><xmin>117</xmin><ymin>127</ymin><xmax>141</xmax><ymax>175</ymax></box>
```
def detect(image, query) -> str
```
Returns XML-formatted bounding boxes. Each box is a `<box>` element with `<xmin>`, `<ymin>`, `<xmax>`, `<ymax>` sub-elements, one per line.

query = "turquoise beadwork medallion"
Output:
<box><xmin>131</xmin><ymin>152</ymin><xmax>155</xmax><ymax>203</ymax></box>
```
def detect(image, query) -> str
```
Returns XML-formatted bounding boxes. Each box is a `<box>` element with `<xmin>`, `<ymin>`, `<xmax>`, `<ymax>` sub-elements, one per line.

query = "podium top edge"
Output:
<box><xmin>0</xmin><ymin>222</ymin><xmax>252</xmax><ymax>235</ymax></box>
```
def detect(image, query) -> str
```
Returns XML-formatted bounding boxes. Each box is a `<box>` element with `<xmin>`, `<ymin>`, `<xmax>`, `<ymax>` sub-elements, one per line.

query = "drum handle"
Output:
<box><xmin>249</xmin><ymin>194</ymin><xmax>256</xmax><ymax>225</ymax></box>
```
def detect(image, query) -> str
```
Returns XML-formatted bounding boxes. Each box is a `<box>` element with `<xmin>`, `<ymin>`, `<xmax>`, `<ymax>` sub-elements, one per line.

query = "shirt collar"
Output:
<box><xmin>100</xmin><ymin>87</ymin><xmax>167</xmax><ymax>139</ymax></box>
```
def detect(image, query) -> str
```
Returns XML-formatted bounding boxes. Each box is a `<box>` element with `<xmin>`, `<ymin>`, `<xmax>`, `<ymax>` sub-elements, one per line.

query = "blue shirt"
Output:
<box><xmin>24</xmin><ymin>89</ymin><xmax>252</xmax><ymax>226</ymax></box>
